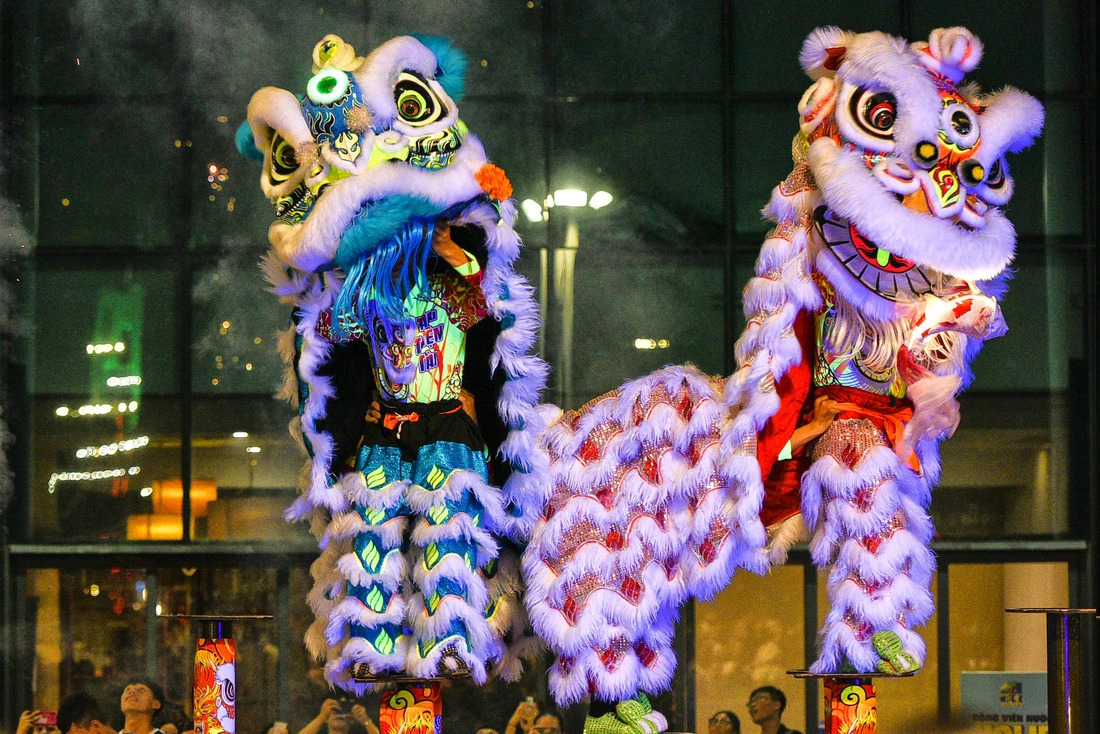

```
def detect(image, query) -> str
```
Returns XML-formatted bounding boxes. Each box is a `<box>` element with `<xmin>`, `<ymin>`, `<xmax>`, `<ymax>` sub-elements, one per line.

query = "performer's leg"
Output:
<box><xmin>404</xmin><ymin>439</ymin><xmax>505</xmax><ymax>683</ymax></box>
<box><xmin>329</xmin><ymin>439</ymin><xmax>413</xmax><ymax>678</ymax></box>
<box><xmin>802</xmin><ymin>419</ymin><xmax>932</xmax><ymax>674</ymax></box>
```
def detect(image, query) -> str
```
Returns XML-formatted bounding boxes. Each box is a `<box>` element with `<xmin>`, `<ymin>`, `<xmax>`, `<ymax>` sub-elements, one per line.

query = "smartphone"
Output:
<box><xmin>35</xmin><ymin>712</ymin><xmax>58</xmax><ymax>727</ymax></box>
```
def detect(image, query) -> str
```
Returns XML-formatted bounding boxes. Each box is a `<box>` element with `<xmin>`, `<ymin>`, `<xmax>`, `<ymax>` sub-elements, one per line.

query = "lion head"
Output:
<box><xmin>779</xmin><ymin>27</ymin><xmax>1043</xmax><ymax>319</ymax></box>
<box><xmin>239</xmin><ymin>34</ymin><xmax>490</xmax><ymax>273</ymax></box>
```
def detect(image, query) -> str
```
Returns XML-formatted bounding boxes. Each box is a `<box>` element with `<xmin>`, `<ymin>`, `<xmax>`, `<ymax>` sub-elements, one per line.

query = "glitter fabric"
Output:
<box><xmin>812</xmin><ymin>418</ymin><xmax>887</xmax><ymax>470</ymax></box>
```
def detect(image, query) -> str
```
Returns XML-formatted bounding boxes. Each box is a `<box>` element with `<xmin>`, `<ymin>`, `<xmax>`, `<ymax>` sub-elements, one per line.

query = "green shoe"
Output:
<box><xmin>871</xmin><ymin>630</ymin><xmax>920</xmax><ymax>674</ymax></box>
<box><xmin>584</xmin><ymin>694</ymin><xmax>668</xmax><ymax>734</ymax></box>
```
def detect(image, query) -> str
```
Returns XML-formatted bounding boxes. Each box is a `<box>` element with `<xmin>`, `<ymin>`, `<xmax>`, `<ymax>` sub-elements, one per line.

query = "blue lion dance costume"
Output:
<box><xmin>239</xmin><ymin>34</ymin><xmax>547</xmax><ymax>692</ymax></box>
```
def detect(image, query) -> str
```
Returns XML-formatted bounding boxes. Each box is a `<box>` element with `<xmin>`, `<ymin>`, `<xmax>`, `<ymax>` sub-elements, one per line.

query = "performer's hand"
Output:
<box><xmin>365</xmin><ymin>399</ymin><xmax>382</xmax><ymax>424</ymax></box>
<box><xmin>811</xmin><ymin>395</ymin><xmax>842</xmax><ymax>432</ymax></box>
<box><xmin>430</xmin><ymin>221</ymin><xmax>471</xmax><ymax>269</ymax></box>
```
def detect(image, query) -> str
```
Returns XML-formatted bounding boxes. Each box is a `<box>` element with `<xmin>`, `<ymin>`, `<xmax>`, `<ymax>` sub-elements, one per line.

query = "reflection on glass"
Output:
<box><xmin>26</xmin><ymin>569</ymin><xmax>149</xmax><ymax>714</ymax></box>
<box><xmin>695</xmin><ymin>566</ymin><xmax>806</xmax><ymax>733</ymax></box>
<box><xmin>191</xmin><ymin>398</ymin><xmax>310</xmax><ymax>542</ymax></box>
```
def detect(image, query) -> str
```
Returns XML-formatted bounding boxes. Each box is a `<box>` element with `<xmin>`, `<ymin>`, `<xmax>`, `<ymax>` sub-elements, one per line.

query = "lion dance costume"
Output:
<box><xmin>239</xmin><ymin>25</ymin><xmax>1043</xmax><ymax>733</ymax></box>
<box><xmin>238</xmin><ymin>34</ymin><xmax>547</xmax><ymax>692</ymax></box>
<box><xmin>519</xmin><ymin>26</ymin><xmax>1042</xmax><ymax>732</ymax></box>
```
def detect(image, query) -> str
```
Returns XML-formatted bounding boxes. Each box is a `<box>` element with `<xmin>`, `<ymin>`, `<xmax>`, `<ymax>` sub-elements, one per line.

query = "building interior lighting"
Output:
<box><xmin>589</xmin><ymin>190</ymin><xmax>613</xmax><ymax>209</ymax></box>
<box><xmin>86</xmin><ymin>342</ymin><xmax>126</xmax><ymax>355</ymax></box>
<box><xmin>553</xmin><ymin>189</ymin><xmax>588</xmax><ymax>207</ymax></box>
<box><xmin>521</xmin><ymin>199</ymin><xmax>544</xmax><ymax>223</ymax></box>
<box><xmin>76</xmin><ymin>436</ymin><xmax>150</xmax><ymax>459</ymax></box>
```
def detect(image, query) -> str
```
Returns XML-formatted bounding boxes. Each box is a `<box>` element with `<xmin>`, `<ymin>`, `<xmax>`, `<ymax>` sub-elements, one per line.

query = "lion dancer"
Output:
<box><xmin>318</xmin><ymin>217</ymin><xmax>509</xmax><ymax>683</ymax></box>
<box><xmin>745</xmin><ymin>26</ymin><xmax>1042</xmax><ymax>674</ymax></box>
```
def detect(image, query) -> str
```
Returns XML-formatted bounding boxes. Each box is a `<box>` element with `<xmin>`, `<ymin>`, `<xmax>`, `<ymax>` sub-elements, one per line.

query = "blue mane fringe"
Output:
<box><xmin>334</xmin><ymin>217</ymin><xmax>435</xmax><ymax>335</ymax></box>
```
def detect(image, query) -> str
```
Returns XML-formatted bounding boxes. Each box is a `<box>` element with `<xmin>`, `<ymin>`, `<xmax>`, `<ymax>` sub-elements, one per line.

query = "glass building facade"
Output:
<box><xmin>1</xmin><ymin>1</ymin><xmax>1096</xmax><ymax>732</ymax></box>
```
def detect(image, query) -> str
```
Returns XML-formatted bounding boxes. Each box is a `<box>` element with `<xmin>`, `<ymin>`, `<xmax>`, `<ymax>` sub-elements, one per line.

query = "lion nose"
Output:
<box><xmin>912</xmin><ymin>140</ymin><xmax>939</xmax><ymax>168</ymax></box>
<box><xmin>959</xmin><ymin>158</ymin><xmax>985</xmax><ymax>187</ymax></box>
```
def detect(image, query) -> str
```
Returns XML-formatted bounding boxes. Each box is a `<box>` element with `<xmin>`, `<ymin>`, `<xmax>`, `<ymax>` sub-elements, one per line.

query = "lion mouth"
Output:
<box><xmin>815</xmin><ymin>206</ymin><xmax>936</xmax><ymax>301</ymax></box>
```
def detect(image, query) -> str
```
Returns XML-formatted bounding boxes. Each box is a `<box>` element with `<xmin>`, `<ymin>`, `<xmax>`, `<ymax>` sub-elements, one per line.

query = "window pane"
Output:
<box><xmin>732</xmin><ymin>1</ymin><xmax>902</xmax><ymax>94</ymax></box>
<box><xmin>30</xmin><ymin>264</ymin><xmax>181</xmax><ymax>542</ymax></box>
<box><xmin>732</xmin><ymin>104</ymin><xmax>798</xmax><ymax>235</ymax></box>
<box><xmin>554</xmin><ymin>103</ymin><xmax>723</xmax><ymax>229</ymax></box>
<box><xmin>567</xmin><ymin>246</ymin><xmax>726</xmax><ymax>408</ymax></box>
<box><xmin>553</xmin><ymin>0</ymin><xmax>721</xmax><ymax>94</ymax></box>
<box><xmin>191</xmin><ymin>396</ymin><xmax>310</xmax><ymax>542</ymax></box>
<box><xmin>37</xmin><ymin>104</ymin><xmax>183</xmax><ymax>249</ymax></box>
<box><xmin>936</xmin><ymin>247</ymin><xmax>1086</xmax><ymax>537</ymax></box>
<box><xmin>695</xmin><ymin>566</ymin><xmax>807</xmax><ymax>733</ymax></box>
<box><xmin>22</xmin><ymin>568</ymin><xmax>148</xmax><ymax>719</ymax></box>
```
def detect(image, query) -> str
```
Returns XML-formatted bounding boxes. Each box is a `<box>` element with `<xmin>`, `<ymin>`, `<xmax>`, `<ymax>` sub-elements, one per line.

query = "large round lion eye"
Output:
<box><xmin>850</xmin><ymin>88</ymin><xmax>897</xmax><ymax>140</ymax></box>
<box><xmin>307</xmin><ymin>68</ymin><xmax>351</xmax><ymax>106</ymax></box>
<box><xmin>269</xmin><ymin>134</ymin><xmax>299</xmax><ymax>183</ymax></box>
<box><xmin>393</xmin><ymin>72</ymin><xmax>445</xmax><ymax>127</ymax></box>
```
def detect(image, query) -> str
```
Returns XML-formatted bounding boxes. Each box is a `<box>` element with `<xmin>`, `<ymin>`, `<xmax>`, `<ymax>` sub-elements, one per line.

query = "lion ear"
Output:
<box><xmin>800</xmin><ymin>26</ymin><xmax>854</xmax><ymax>79</ymax></box>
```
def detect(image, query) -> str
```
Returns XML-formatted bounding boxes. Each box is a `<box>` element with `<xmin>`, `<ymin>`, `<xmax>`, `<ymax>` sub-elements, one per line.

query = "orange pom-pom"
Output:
<box><xmin>475</xmin><ymin>164</ymin><xmax>513</xmax><ymax>201</ymax></box>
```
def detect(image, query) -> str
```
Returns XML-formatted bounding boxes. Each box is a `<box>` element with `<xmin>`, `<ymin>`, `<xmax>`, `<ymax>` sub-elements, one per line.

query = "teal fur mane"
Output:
<box><xmin>412</xmin><ymin>35</ymin><xmax>467</xmax><ymax>102</ymax></box>
<box><xmin>235</xmin><ymin>120</ymin><xmax>264</xmax><ymax>160</ymax></box>
<box><xmin>335</xmin><ymin>195</ymin><xmax>448</xmax><ymax>272</ymax></box>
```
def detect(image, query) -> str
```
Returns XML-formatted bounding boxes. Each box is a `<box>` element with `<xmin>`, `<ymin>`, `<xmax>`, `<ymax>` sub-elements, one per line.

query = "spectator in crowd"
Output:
<box><xmin>530</xmin><ymin>712</ymin><xmax>561</xmax><ymax>734</ymax></box>
<box><xmin>746</xmin><ymin>687</ymin><xmax>802</xmax><ymax>734</ymax></box>
<box><xmin>298</xmin><ymin>699</ymin><xmax>378</xmax><ymax>734</ymax></box>
<box><xmin>118</xmin><ymin>677</ymin><xmax>166</xmax><ymax>734</ymax></box>
<box><xmin>505</xmin><ymin>700</ymin><xmax>537</xmax><ymax>734</ymax></box>
<box><xmin>708</xmin><ymin>710</ymin><xmax>741</xmax><ymax>734</ymax></box>
<box><xmin>474</xmin><ymin>728</ymin><xmax>500</xmax><ymax>734</ymax></box>
<box><xmin>57</xmin><ymin>692</ymin><xmax>118</xmax><ymax>734</ymax></box>
<box><xmin>16</xmin><ymin>710</ymin><xmax>58</xmax><ymax>734</ymax></box>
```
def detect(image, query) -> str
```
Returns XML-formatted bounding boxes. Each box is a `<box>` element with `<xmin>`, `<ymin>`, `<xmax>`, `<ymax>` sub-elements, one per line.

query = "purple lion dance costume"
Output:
<box><xmin>519</xmin><ymin>25</ymin><xmax>1042</xmax><ymax>733</ymax></box>
<box><xmin>238</xmin><ymin>25</ymin><xmax>1043</xmax><ymax>734</ymax></box>
<box><xmin>238</xmin><ymin>34</ymin><xmax>547</xmax><ymax>692</ymax></box>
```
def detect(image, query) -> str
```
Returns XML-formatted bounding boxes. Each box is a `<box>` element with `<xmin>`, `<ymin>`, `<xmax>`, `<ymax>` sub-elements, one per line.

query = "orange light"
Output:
<box><xmin>126</xmin><ymin>513</ymin><xmax>184</xmax><ymax>540</ymax></box>
<box><xmin>150</xmin><ymin>479</ymin><xmax>218</xmax><ymax>517</ymax></box>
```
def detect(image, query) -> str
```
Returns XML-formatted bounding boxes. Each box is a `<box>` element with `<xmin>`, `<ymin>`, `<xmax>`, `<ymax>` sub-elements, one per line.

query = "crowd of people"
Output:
<box><xmin>707</xmin><ymin>686</ymin><xmax>803</xmax><ymax>734</ymax></box>
<box><xmin>18</xmin><ymin>682</ymin><xmax>800</xmax><ymax>734</ymax></box>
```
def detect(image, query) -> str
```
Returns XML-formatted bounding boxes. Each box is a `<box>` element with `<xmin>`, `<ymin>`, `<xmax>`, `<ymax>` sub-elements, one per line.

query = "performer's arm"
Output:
<box><xmin>431</xmin><ymin>222</ymin><xmax>480</xmax><ymax>275</ymax></box>
<box><xmin>782</xmin><ymin>395</ymin><xmax>841</xmax><ymax>456</ymax></box>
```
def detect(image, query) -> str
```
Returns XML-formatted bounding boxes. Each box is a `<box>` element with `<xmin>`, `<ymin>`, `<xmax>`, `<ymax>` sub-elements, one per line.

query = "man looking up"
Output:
<box><xmin>746</xmin><ymin>687</ymin><xmax>802</xmax><ymax>734</ymax></box>
<box><xmin>118</xmin><ymin>677</ymin><xmax>165</xmax><ymax>734</ymax></box>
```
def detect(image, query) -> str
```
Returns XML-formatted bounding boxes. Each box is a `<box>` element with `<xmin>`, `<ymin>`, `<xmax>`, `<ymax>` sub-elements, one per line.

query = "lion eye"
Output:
<box><xmin>307</xmin><ymin>69</ymin><xmax>351</xmax><ymax>106</ymax></box>
<box><xmin>986</xmin><ymin>158</ymin><xmax>1005</xmax><ymax>187</ymax></box>
<box><xmin>393</xmin><ymin>72</ymin><xmax>445</xmax><ymax>127</ymax></box>
<box><xmin>850</xmin><ymin>88</ymin><xmax>897</xmax><ymax>140</ymax></box>
<box><xmin>269</xmin><ymin>134</ymin><xmax>299</xmax><ymax>184</ymax></box>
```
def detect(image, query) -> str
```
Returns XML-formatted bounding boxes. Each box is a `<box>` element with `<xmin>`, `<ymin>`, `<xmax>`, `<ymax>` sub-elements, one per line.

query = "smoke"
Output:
<box><xmin>67</xmin><ymin>0</ymin><xmax>369</xmax><ymax>100</ymax></box>
<box><xmin>0</xmin><ymin>103</ymin><xmax>33</xmax><ymax>515</ymax></box>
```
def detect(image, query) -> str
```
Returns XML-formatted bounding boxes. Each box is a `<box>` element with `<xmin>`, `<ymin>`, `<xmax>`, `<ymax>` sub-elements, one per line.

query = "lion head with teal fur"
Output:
<box><xmin>238</xmin><ymin>33</ymin><xmax>498</xmax><ymax>274</ymax></box>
